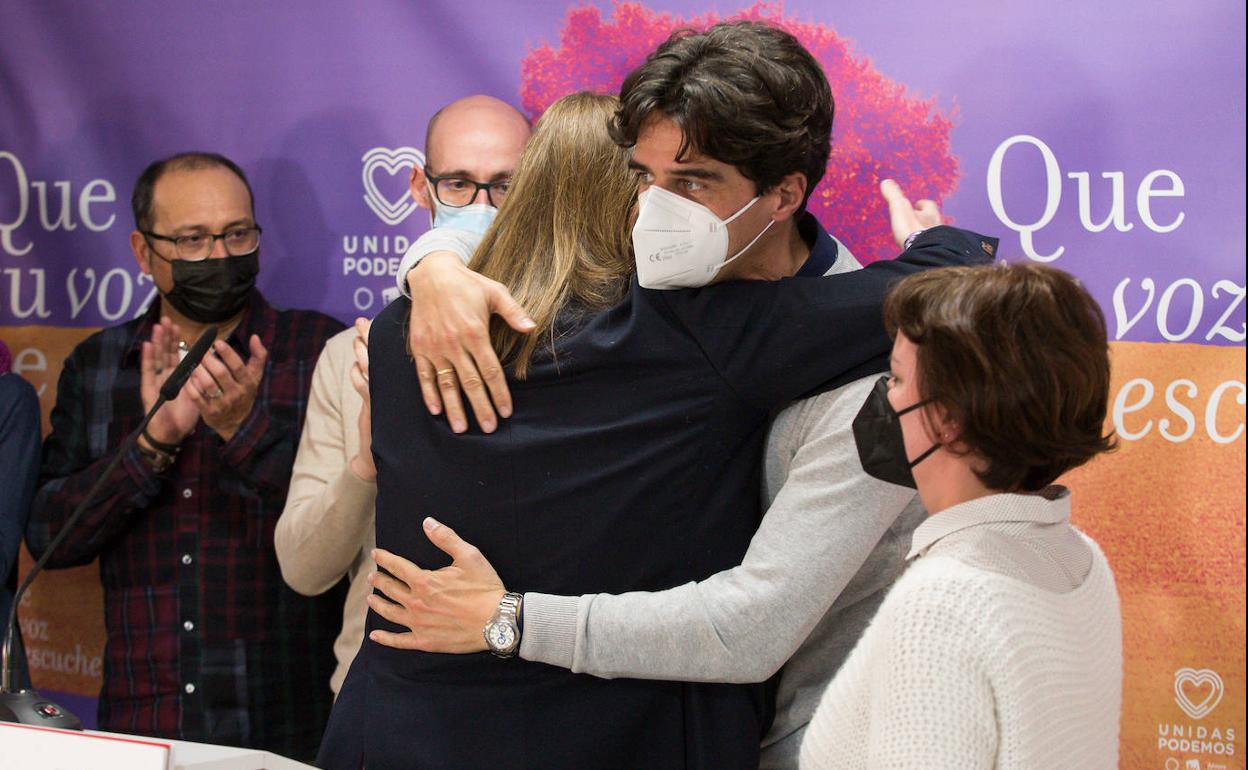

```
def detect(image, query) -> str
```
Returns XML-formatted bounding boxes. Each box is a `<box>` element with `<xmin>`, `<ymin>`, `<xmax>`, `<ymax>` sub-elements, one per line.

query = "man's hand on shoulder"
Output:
<box><xmin>406</xmin><ymin>251</ymin><xmax>535</xmax><ymax>434</ymax></box>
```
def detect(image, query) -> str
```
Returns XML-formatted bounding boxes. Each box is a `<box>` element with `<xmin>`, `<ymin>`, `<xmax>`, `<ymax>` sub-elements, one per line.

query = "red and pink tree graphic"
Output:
<box><xmin>520</xmin><ymin>2</ymin><xmax>959</xmax><ymax>264</ymax></box>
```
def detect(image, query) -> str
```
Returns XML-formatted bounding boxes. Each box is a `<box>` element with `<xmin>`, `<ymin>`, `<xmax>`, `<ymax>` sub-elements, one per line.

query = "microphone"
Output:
<box><xmin>0</xmin><ymin>326</ymin><xmax>217</xmax><ymax>728</ymax></box>
<box><xmin>161</xmin><ymin>326</ymin><xmax>217</xmax><ymax>401</ymax></box>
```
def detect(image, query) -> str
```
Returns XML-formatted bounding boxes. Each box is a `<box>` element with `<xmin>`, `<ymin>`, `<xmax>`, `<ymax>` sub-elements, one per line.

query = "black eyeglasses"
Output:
<box><xmin>143</xmin><ymin>225</ymin><xmax>262</xmax><ymax>260</ymax></box>
<box><xmin>424</xmin><ymin>172</ymin><xmax>511</xmax><ymax>208</ymax></box>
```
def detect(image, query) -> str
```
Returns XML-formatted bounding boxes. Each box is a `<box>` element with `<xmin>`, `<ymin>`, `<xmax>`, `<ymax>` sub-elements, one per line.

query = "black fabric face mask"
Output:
<box><xmin>851</xmin><ymin>375</ymin><xmax>940</xmax><ymax>489</ymax></box>
<box><xmin>162</xmin><ymin>250</ymin><xmax>259</xmax><ymax>323</ymax></box>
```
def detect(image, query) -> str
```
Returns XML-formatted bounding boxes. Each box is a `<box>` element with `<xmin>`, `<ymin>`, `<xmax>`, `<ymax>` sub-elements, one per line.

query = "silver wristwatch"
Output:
<box><xmin>483</xmin><ymin>592</ymin><xmax>523</xmax><ymax>658</ymax></box>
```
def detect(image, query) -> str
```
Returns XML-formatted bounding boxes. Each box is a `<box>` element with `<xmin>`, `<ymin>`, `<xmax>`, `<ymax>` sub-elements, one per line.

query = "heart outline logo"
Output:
<box><xmin>1173</xmin><ymin>667</ymin><xmax>1224</xmax><ymax>720</ymax></box>
<box><xmin>361</xmin><ymin>147</ymin><xmax>425</xmax><ymax>226</ymax></box>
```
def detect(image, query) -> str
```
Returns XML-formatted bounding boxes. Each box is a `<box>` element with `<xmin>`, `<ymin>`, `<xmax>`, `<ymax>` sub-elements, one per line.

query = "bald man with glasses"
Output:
<box><xmin>275</xmin><ymin>94</ymin><xmax>531</xmax><ymax>698</ymax></box>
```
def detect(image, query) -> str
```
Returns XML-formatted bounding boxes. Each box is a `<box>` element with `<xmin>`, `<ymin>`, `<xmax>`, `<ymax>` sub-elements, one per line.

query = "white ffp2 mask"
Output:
<box><xmin>632</xmin><ymin>185</ymin><xmax>775</xmax><ymax>289</ymax></box>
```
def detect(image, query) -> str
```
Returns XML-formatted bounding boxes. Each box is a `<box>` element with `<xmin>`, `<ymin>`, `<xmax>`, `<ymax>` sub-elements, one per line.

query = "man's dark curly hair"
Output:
<box><xmin>610</xmin><ymin>20</ymin><xmax>834</xmax><ymax>211</ymax></box>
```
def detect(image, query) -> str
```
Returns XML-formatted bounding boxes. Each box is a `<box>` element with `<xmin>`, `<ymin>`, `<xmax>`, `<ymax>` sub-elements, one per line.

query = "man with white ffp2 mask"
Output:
<box><xmin>632</xmin><ymin>184</ymin><xmax>777</xmax><ymax>289</ymax></box>
<box><xmin>373</xmin><ymin>23</ymin><xmax>943</xmax><ymax>770</ymax></box>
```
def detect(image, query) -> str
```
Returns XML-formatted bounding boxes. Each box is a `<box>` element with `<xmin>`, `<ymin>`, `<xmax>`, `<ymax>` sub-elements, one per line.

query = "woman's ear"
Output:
<box><xmin>924</xmin><ymin>402</ymin><xmax>962</xmax><ymax>447</ymax></box>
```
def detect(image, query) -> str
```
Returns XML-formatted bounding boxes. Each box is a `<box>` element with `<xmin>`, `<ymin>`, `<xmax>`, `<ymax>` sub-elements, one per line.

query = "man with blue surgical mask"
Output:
<box><xmin>393</xmin><ymin>95</ymin><xmax>532</xmax><ymax>289</ymax></box>
<box><xmin>412</xmin><ymin>95</ymin><xmax>532</xmax><ymax>229</ymax></box>
<box><xmin>275</xmin><ymin>94</ymin><xmax>531</xmax><ymax>697</ymax></box>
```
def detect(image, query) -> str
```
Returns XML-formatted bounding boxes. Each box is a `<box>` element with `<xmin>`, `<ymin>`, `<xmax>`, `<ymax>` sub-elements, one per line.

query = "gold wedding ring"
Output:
<box><xmin>436</xmin><ymin>368</ymin><xmax>456</xmax><ymax>376</ymax></box>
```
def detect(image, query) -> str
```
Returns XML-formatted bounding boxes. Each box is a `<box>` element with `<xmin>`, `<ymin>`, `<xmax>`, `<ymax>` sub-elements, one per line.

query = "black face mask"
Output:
<box><xmin>160</xmin><ymin>250</ymin><xmax>259</xmax><ymax>323</ymax></box>
<box><xmin>851</xmin><ymin>375</ymin><xmax>940</xmax><ymax>489</ymax></box>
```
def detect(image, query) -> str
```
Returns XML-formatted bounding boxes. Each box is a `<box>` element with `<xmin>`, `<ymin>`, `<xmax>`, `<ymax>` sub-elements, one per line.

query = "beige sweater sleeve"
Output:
<box><xmin>275</xmin><ymin>328</ymin><xmax>376</xmax><ymax>595</ymax></box>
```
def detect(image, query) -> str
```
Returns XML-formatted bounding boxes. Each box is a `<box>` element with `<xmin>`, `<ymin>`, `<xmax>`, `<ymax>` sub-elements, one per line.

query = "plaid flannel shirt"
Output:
<box><xmin>28</xmin><ymin>292</ymin><xmax>346</xmax><ymax>761</ymax></box>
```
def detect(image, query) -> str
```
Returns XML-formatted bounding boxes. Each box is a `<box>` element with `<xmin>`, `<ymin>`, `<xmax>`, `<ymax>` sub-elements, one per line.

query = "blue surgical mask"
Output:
<box><xmin>431</xmin><ymin>202</ymin><xmax>498</xmax><ymax>236</ymax></box>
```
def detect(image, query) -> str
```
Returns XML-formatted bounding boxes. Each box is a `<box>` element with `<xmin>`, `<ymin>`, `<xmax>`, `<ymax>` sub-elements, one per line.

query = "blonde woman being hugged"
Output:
<box><xmin>801</xmin><ymin>263</ymin><xmax>1122</xmax><ymax>770</ymax></box>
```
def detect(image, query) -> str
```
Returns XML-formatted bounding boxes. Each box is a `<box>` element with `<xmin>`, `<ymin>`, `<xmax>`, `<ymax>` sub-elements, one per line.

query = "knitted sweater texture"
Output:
<box><xmin>800</xmin><ymin>533</ymin><xmax>1121</xmax><ymax>769</ymax></box>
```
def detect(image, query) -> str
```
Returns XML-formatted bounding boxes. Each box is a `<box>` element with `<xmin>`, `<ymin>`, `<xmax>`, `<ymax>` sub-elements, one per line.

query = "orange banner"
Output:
<box><xmin>4</xmin><ymin>325</ymin><xmax>106</xmax><ymax>697</ymax></box>
<box><xmin>1068</xmin><ymin>341</ymin><xmax>1245</xmax><ymax>769</ymax></box>
<box><xmin>6</xmin><ymin>326</ymin><xmax>1246</xmax><ymax>767</ymax></box>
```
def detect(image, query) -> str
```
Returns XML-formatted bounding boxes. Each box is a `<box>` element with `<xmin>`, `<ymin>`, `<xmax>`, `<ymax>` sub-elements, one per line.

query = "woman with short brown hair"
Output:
<box><xmin>801</xmin><ymin>262</ymin><xmax>1122</xmax><ymax>769</ymax></box>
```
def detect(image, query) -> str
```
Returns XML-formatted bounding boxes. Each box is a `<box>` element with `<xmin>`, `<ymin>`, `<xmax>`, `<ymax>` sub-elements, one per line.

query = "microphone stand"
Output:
<box><xmin>0</xmin><ymin>422</ymin><xmax>159</xmax><ymax>727</ymax></box>
<box><xmin>1</xmin><ymin>326</ymin><xmax>215</xmax><ymax>729</ymax></box>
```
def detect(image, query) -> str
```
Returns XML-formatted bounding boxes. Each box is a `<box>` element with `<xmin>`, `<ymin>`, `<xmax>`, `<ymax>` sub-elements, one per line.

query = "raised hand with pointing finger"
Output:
<box><xmin>880</xmin><ymin>178</ymin><xmax>944</xmax><ymax>249</ymax></box>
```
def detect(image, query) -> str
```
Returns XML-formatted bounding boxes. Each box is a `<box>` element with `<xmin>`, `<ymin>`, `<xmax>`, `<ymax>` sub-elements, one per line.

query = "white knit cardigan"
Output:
<box><xmin>800</xmin><ymin>526</ymin><xmax>1121</xmax><ymax>769</ymax></box>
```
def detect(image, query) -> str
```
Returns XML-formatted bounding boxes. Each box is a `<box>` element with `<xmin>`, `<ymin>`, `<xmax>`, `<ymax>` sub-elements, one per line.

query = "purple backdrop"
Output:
<box><xmin>2</xmin><ymin>1</ymin><xmax>1245</xmax><ymax>762</ymax></box>
<box><xmin>2</xmin><ymin>0</ymin><xmax>1244</xmax><ymax>345</ymax></box>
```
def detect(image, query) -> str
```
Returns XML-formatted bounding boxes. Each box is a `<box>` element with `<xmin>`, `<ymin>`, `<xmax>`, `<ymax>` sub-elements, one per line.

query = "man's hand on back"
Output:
<box><xmin>405</xmin><ymin>251</ymin><xmax>534</xmax><ymax>434</ymax></box>
<box><xmin>366</xmin><ymin>517</ymin><xmax>503</xmax><ymax>654</ymax></box>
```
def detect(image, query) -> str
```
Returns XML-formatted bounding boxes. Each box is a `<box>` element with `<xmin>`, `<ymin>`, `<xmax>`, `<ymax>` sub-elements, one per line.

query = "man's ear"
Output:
<box><xmin>131</xmin><ymin>230</ymin><xmax>153</xmax><ymax>276</ymax></box>
<box><xmin>410</xmin><ymin>165</ymin><xmax>433</xmax><ymax>210</ymax></box>
<box><xmin>769</xmin><ymin>171</ymin><xmax>809</xmax><ymax>223</ymax></box>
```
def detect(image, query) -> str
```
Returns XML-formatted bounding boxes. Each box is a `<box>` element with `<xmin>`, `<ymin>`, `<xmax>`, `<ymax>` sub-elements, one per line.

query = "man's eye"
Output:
<box><xmin>634</xmin><ymin>171</ymin><xmax>654</xmax><ymax>184</ymax></box>
<box><xmin>492</xmin><ymin>180</ymin><xmax>511</xmax><ymax>194</ymax></box>
<box><xmin>444</xmin><ymin>179</ymin><xmax>470</xmax><ymax>191</ymax></box>
<box><xmin>678</xmin><ymin>179</ymin><xmax>704</xmax><ymax>192</ymax></box>
<box><xmin>179</xmin><ymin>234</ymin><xmax>208</xmax><ymax>247</ymax></box>
<box><xmin>223</xmin><ymin>229</ymin><xmax>250</xmax><ymax>242</ymax></box>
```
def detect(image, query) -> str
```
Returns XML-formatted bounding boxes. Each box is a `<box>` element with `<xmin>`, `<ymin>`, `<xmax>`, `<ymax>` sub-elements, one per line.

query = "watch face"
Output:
<box><xmin>486</xmin><ymin>622</ymin><xmax>516</xmax><ymax>650</ymax></box>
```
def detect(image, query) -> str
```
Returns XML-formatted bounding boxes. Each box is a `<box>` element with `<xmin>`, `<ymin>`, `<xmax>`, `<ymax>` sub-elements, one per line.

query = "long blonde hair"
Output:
<box><xmin>469</xmin><ymin>92</ymin><xmax>637</xmax><ymax>378</ymax></box>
